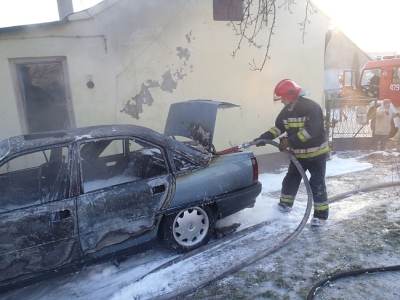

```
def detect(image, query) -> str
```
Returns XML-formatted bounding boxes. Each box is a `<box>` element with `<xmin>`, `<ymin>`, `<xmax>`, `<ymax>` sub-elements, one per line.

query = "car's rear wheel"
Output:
<box><xmin>161</xmin><ymin>206</ymin><xmax>215</xmax><ymax>251</ymax></box>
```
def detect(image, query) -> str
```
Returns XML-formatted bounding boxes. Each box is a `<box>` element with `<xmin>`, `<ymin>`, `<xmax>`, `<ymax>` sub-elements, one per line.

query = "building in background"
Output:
<box><xmin>0</xmin><ymin>0</ymin><xmax>329</xmax><ymax>151</ymax></box>
<box><xmin>324</xmin><ymin>30</ymin><xmax>371</xmax><ymax>95</ymax></box>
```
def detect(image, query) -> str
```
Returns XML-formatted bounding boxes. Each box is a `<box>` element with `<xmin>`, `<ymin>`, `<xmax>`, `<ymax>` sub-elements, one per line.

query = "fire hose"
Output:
<box><xmin>307</xmin><ymin>265</ymin><xmax>400</xmax><ymax>300</ymax></box>
<box><xmin>221</xmin><ymin>142</ymin><xmax>400</xmax><ymax>300</ymax></box>
<box><xmin>152</xmin><ymin>139</ymin><xmax>315</xmax><ymax>299</ymax></box>
<box><xmin>148</xmin><ymin>140</ymin><xmax>400</xmax><ymax>300</ymax></box>
<box><xmin>307</xmin><ymin>180</ymin><xmax>400</xmax><ymax>299</ymax></box>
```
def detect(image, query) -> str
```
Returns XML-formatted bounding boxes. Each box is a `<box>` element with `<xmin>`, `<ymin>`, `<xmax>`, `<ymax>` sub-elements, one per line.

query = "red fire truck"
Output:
<box><xmin>343</xmin><ymin>57</ymin><xmax>400</xmax><ymax>105</ymax></box>
<box><xmin>327</xmin><ymin>57</ymin><xmax>400</xmax><ymax>148</ymax></box>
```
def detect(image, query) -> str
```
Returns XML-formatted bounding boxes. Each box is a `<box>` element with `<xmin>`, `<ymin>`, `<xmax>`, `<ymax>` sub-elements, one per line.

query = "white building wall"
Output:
<box><xmin>0</xmin><ymin>0</ymin><xmax>329</xmax><ymax>152</ymax></box>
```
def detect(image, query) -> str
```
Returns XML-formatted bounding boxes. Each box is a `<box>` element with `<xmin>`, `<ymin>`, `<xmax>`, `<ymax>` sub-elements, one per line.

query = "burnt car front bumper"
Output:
<box><xmin>215</xmin><ymin>182</ymin><xmax>261</xmax><ymax>219</ymax></box>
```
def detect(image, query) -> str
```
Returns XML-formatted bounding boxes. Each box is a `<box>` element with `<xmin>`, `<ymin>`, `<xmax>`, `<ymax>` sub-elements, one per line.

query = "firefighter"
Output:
<box><xmin>254</xmin><ymin>79</ymin><xmax>330</xmax><ymax>226</ymax></box>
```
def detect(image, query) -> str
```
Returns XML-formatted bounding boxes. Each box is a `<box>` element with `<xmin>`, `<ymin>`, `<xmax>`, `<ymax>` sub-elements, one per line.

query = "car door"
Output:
<box><xmin>76</xmin><ymin>137</ymin><xmax>172</xmax><ymax>254</ymax></box>
<box><xmin>0</xmin><ymin>145</ymin><xmax>80</xmax><ymax>285</ymax></box>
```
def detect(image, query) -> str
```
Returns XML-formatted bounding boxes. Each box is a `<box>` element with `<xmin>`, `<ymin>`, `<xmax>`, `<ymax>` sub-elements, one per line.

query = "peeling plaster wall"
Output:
<box><xmin>0</xmin><ymin>0</ymin><xmax>329</xmax><ymax>152</ymax></box>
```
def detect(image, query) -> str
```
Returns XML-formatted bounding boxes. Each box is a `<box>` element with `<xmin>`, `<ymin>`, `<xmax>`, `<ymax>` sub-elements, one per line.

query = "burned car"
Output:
<box><xmin>0</xmin><ymin>100</ymin><xmax>261</xmax><ymax>289</ymax></box>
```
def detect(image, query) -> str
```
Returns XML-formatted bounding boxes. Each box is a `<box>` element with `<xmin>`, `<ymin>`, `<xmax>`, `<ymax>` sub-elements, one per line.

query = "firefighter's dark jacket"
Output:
<box><xmin>259</xmin><ymin>97</ymin><xmax>329</xmax><ymax>159</ymax></box>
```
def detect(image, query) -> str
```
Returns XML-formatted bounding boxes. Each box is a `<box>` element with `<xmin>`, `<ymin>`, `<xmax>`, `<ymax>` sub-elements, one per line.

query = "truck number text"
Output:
<box><xmin>390</xmin><ymin>84</ymin><xmax>400</xmax><ymax>91</ymax></box>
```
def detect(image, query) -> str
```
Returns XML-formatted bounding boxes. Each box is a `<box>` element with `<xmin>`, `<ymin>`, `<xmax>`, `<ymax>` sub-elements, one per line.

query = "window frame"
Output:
<box><xmin>392</xmin><ymin>67</ymin><xmax>400</xmax><ymax>84</ymax></box>
<box><xmin>77</xmin><ymin>136</ymin><xmax>170</xmax><ymax>195</ymax></box>
<box><xmin>171</xmin><ymin>150</ymin><xmax>201</xmax><ymax>175</ymax></box>
<box><xmin>0</xmin><ymin>143</ymin><xmax>73</xmax><ymax>212</ymax></box>
<box><xmin>0</xmin><ymin>149</ymin><xmax>49</xmax><ymax>175</ymax></box>
<box><xmin>127</xmin><ymin>137</ymin><xmax>168</xmax><ymax>172</ymax></box>
<box><xmin>9</xmin><ymin>56</ymin><xmax>76</xmax><ymax>134</ymax></box>
<box><xmin>360</xmin><ymin>68</ymin><xmax>381</xmax><ymax>87</ymax></box>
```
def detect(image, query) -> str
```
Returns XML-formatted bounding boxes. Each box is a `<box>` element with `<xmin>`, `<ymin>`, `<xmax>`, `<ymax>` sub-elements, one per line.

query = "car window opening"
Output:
<box><xmin>0</xmin><ymin>146</ymin><xmax>69</xmax><ymax>212</ymax></box>
<box><xmin>80</xmin><ymin>138</ymin><xmax>168</xmax><ymax>193</ymax></box>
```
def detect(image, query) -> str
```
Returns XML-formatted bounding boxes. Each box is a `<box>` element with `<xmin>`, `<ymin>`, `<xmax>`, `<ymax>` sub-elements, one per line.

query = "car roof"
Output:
<box><xmin>0</xmin><ymin>125</ymin><xmax>211</xmax><ymax>164</ymax></box>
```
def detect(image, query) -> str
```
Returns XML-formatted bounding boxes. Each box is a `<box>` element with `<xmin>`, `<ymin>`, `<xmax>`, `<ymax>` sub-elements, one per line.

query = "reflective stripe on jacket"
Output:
<box><xmin>291</xmin><ymin>142</ymin><xmax>330</xmax><ymax>159</ymax></box>
<box><xmin>259</xmin><ymin>97</ymin><xmax>329</xmax><ymax>159</ymax></box>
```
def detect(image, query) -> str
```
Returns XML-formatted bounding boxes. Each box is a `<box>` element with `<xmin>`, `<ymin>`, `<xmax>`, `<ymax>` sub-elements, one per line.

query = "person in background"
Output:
<box><xmin>374</xmin><ymin>99</ymin><xmax>393</xmax><ymax>150</ymax></box>
<box><xmin>388</xmin><ymin>102</ymin><xmax>400</xmax><ymax>141</ymax></box>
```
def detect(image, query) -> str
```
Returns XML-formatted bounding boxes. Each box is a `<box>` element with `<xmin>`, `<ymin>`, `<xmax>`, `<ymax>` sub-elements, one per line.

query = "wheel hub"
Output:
<box><xmin>172</xmin><ymin>207</ymin><xmax>210</xmax><ymax>247</ymax></box>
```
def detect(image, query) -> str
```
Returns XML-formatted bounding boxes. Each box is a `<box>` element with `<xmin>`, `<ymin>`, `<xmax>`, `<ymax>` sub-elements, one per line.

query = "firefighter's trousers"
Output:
<box><xmin>279</xmin><ymin>153</ymin><xmax>329</xmax><ymax>220</ymax></box>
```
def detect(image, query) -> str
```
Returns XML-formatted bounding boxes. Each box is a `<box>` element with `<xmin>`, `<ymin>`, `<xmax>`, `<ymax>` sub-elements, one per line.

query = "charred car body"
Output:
<box><xmin>0</xmin><ymin>100</ymin><xmax>261</xmax><ymax>289</ymax></box>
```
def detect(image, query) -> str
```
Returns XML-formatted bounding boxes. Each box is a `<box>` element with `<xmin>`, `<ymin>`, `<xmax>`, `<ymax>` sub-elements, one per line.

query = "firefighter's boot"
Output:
<box><xmin>310</xmin><ymin>217</ymin><xmax>326</xmax><ymax>227</ymax></box>
<box><xmin>278</xmin><ymin>202</ymin><xmax>292</xmax><ymax>213</ymax></box>
<box><xmin>278</xmin><ymin>194</ymin><xmax>294</xmax><ymax>213</ymax></box>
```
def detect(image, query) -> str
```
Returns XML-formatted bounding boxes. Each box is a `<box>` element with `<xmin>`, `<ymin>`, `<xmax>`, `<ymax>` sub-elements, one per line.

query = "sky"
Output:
<box><xmin>313</xmin><ymin>0</ymin><xmax>400</xmax><ymax>53</ymax></box>
<box><xmin>0</xmin><ymin>0</ymin><xmax>103</xmax><ymax>27</ymax></box>
<box><xmin>0</xmin><ymin>0</ymin><xmax>398</xmax><ymax>54</ymax></box>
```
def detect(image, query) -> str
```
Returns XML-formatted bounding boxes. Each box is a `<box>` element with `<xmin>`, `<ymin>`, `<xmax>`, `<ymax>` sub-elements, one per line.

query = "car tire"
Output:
<box><xmin>161</xmin><ymin>206</ymin><xmax>215</xmax><ymax>252</ymax></box>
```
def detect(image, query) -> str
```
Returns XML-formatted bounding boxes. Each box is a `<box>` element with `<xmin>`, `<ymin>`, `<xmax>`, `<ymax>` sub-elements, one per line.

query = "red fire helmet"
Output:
<box><xmin>273</xmin><ymin>79</ymin><xmax>303</xmax><ymax>102</ymax></box>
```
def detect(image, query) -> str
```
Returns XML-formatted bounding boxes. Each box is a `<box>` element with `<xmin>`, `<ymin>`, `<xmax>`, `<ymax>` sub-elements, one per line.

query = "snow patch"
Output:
<box><xmin>217</xmin><ymin>154</ymin><xmax>373</xmax><ymax>229</ymax></box>
<box><xmin>258</xmin><ymin>154</ymin><xmax>373</xmax><ymax>194</ymax></box>
<box><xmin>326</xmin><ymin>155</ymin><xmax>372</xmax><ymax>177</ymax></box>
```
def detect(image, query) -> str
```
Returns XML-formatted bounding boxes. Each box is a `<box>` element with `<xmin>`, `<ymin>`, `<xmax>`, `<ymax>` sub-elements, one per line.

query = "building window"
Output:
<box><xmin>9</xmin><ymin>57</ymin><xmax>75</xmax><ymax>134</ymax></box>
<box><xmin>392</xmin><ymin>67</ymin><xmax>400</xmax><ymax>84</ymax></box>
<box><xmin>213</xmin><ymin>0</ymin><xmax>243</xmax><ymax>21</ymax></box>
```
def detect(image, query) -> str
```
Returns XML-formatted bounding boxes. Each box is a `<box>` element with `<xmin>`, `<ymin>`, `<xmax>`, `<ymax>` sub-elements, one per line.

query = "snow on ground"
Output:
<box><xmin>325</xmin><ymin>154</ymin><xmax>372</xmax><ymax>176</ymax></box>
<box><xmin>257</xmin><ymin>154</ymin><xmax>373</xmax><ymax>194</ymax></box>
<box><xmin>217</xmin><ymin>153</ymin><xmax>373</xmax><ymax>229</ymax></box>
<box><xmin>108</xmin><ymin>153</ymin><xmax>378</xmax><ymax>300</ymax></box>
<box><xmin>193</xmin><ymin>187</ymin><xmax>400</xmax><ymax>300</ymax></box>
<box><xmin>192</xmin><ymin>151</ymin><xmax>400</xmax><ymax>300</ymax></box>
<box><xmin>2</xmin><ymin>151</ymin><xmax>399</xmax><ymax>300</ymax></box>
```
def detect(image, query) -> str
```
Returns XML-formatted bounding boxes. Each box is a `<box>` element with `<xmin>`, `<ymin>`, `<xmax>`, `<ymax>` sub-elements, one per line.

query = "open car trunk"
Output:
<box><xmin>164</xmin><ymin>100</ymin><xmax>239</xmax><ymax>152</ymax></box>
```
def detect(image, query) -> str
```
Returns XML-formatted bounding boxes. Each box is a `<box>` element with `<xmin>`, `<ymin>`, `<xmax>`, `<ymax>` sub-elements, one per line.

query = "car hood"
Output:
<box><xmin>164</xmin><ymin>100</ymin><xmax>239</xmax><ymax>150</ymax></box>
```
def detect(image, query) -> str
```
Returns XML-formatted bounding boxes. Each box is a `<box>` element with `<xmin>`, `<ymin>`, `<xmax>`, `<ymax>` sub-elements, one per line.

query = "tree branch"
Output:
<box><xmin>299</xmin><ymin>0</ymin><xmax>315</xmax><ymax>44</ymax></box>
<box><xmin>231</xmin><ymin>0</ymin><xmax>314</xmax><ymax>71</ymax></box>
<box><xmin>250</xmin><ymin>0</ymin><xmax>276</xmax><ymax>71</ymax></box>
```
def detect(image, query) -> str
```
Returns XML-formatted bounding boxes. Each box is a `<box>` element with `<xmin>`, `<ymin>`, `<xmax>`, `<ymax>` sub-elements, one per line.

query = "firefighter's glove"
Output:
<box><xmin>253</xmin><ymin>138</ymin><xmax>267</xmax><ymax>147</ymax></box>
<box><xmin>278</xmin><ymin>137</ymin><xmax>289</xmax><ymax>152</ymax></box>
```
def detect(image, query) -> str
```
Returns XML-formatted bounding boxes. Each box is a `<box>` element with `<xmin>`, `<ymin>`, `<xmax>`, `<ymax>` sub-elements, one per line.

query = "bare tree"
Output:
<box><xmin>231</xmin><ymin>0</ymin><xmax>316</xmax><ymax>71</ymax></box>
